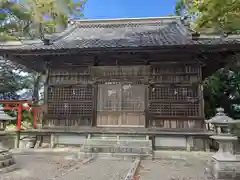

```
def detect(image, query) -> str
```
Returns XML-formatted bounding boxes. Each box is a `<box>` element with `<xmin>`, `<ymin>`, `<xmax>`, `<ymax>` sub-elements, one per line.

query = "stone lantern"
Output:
<box><xmin>205</xmin><ymin>108</ymin><xmax>240</xmax><ymax>179</ymax></box>
<box><xmin>0</xmin><ymin>107</ymin><xmax>17</xmax><ymax>173</ymax></box>
<box><xmin>0</xmin><ymin>107</ymin><xmax>16</xmax><ymax>131</ymax></box>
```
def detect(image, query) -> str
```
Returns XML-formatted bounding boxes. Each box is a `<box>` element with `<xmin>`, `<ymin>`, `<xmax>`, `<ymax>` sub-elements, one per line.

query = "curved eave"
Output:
<box><xmin>0</xmin><ymin>43</ymin><xmax>240</xmax><ymax>56</ymax></box>
<box><xmin>3</xmin><ymin>54</ymin><xmax>46</xmax><ymax>72</ymax></box>
<box><xmin>0</xmin><ymin>43</ymin><xmax>239</xmax><ymax>73</ymax></box>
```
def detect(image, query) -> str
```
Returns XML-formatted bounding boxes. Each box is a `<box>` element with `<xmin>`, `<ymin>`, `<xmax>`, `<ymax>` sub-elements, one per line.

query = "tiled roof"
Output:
<box><xmin>0</xmin><ymin>16</ymin><xmax>240</xmax><ymax>51</ymax></box>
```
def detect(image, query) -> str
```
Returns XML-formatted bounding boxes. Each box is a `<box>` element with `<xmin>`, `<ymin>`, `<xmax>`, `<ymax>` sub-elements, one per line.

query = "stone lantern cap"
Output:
<box><xmin>205</xmin><ymin>108</ymin><xmax>240</xmax><ymax>125</ymax></box>
<box><xmin>0</xmin><ymin>107</ymin><xmax>16</xmax><ymax>121</ymax></box>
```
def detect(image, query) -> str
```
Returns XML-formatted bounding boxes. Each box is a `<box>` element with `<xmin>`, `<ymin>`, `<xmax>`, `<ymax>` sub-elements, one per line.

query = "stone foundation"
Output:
<box><xmin>2</xmin><ymin>130</ymin><xmax>212</xmax><ymax>152</ymax></box>
<box><xmin>210</xmin><ymin>157</ymin><xmax>240</xmax><ymax>179</ymax></box>
<box><xmin>154</xmin><ymin>135</ymin><xmax>209</xmax><ymax>151</ymax></box>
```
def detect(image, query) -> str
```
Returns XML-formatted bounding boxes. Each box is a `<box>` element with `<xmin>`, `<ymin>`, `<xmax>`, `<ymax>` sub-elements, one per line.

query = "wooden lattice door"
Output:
<box><xmin>97</xmin><ymin>83</ymin><xmax>146</xmax><ymax>127</ymax></box>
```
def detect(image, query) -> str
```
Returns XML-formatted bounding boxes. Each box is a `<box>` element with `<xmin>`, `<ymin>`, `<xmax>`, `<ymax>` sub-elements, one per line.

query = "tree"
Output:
<box><xmin>203</xmin><ymin>69</ymin><xmax>240</xmax><ymax>118</ymax></box>
<box><xmin>0</xmin><ymin>0</ymin><xmax>86</xmax><ymax>95</ymax></box>
<box><xmin>175</xmin><ymin>0</ymin><xmax>240</xmax><ymax>34</ymax></box>
<box><xmin>0</xmin><ymin>0</ymin><xmax>30</xmax><ymax>40</ymax></box>
<box><xmin>175</xmin><ymin>0</ymin><xmax>240</xmax><ymax>119</ymax></box>
<box><xmin>1</xmin><ymin>0</ymin><xmax>86</xmax><ymax>129</ymax></box>
<box><xmin>0</xmin><ymin>57</ymin><xmax>32</xmax><ymax>99</ymax></box>
<box><xmin>0</xmin><ymin>0</ymin><xmax>86</xmax><ymax>40</ymax></box>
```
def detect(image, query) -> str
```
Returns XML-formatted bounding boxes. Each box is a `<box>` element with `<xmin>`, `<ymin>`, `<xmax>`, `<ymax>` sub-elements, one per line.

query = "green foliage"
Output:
<box><xmin>203</xmin><ymin>70</ymin><xmax>240</xmax><ymax>119</ymax></box>
<box><xmin>175</xmin><ymin>0</ymin><xmax>185</xmax><ymax>16</ymax></box>
<box><xmin>194</xmin><ymin>0</ymin><xmax>240</xmax><ymax>33</ymax></box>
<box><xmin>0</xmin><ymin>0</ymin><xmax>31</xmax><ymax>40</ymax></box>
<box><xmin>0</xmin><ymin>59</ymin><xmax>32</xmax><ymax>94</ymax></box>
<box><xmin>0</xmin><ymin>0</ymin><xmax>86</xmax><ymax>40</ymax></box>
<box><xmin>0</xmin><ymin>33</ymin><xmax>18</xmax><ymax>41</ymax></box>
<box><xmin>4</xmin><ymin>108</ymin><xmax>34</xmax><ymax>127</ymax></box>
<box><xmin>175</xmin><ymin>0</ymin><xmax>240</xmax><ymax>34</ymax></box>
<box><xmin>21</xmin><ymin>0</ymin><xmax>86</xmax><ymax>36</ymax></box>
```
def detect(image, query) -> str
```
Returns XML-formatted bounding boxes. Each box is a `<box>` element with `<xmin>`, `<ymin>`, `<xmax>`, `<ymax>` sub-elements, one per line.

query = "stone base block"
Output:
<box><xmin>0</xmin><ymin>149</ymin><xmax>17</xmax><ymax>174</ymax></box>
<box><xmin>0</xmin><ymin>163</ymin><xmax>17</xmax><ymax>174</ymax></box>
<box><xmin>210</xmin><ymin>158</ymin><xmax>240</xmax><ymax>180</ymax></box>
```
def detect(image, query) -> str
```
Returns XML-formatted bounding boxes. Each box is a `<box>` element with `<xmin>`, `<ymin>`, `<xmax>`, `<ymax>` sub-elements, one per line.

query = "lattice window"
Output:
<box><xmin>149</xmin><ymin>102</ymin><xmax>199</xmax><ymax>117</ymax></box>
<box><xmin>44</xmin><ymin>117</ymin><xmax>91</xmax><ymax>127</ymax></box>
<box><xmin>48</xmin><ymin>102</ymin><xmax>93</xmax><ymax>116</ymax></box>
<box><xmin>153</xmin><ymin>74</ymin><xmax>198</xmax><ymax>83</ymax></box>
<box><xmin>48</xmin><ymin>86</ymin><xmax>93</xmax><ymax>101</ymax></box>
<box><xmin>151</xmin><ymin>64</ymin><xmax>200</xmax><ymax>83</ymax></box>
<box><xmin>46</xmin><ymin>83</ymin><xmax>94</xmax><ymax>127</ymax></box>
<box><xmin>48</xmin><ymin>68</ymin><xmax>89</xmax><ymax>85</ymax></box>
<box><xmin>151</xmin><ymin>119</ymin><xmax>203</xmax><ymax>129</ymax></box>
<box><xmin>152</xmin><ymin>64</ymin><xmax>199</xmax><ymax>74</ymax></box>
<box><xmin>149</xmin><ymin>86</ymin><xmax>199</xmax><ymax>101</ymax></box>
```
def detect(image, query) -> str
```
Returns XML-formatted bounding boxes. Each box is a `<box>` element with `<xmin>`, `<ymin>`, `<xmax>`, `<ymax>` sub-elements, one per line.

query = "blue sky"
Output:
<box><xmin>83</xmin><ymin>0</ymin><xmax>178</xmax><ymax>19</ymax></box>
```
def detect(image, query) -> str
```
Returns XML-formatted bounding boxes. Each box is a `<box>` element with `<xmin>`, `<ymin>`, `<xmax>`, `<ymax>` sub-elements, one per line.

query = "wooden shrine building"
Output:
<box><xmin>0</xmin><ymin>16</ymin><xmax>240</xmax><ymax>151</ymax></box>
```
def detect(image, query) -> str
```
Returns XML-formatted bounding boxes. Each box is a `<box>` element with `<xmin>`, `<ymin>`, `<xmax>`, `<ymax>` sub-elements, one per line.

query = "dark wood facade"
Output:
<box><xmin>43</xmin><ymin>52</ymin><xmax>204</xmax><ymax>130</ymax></box>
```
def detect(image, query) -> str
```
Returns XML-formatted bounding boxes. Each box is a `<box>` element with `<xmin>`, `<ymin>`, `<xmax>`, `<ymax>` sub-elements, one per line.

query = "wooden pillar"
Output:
<box><xmin>186</xmin><ymin>136</ymin><xmax>193</xmax><ymax>152</ymax></box>
<box><xmin>50</xmin><ymin>133</ymin><xmax>55</xmax><ymax>148</ymax></box>
<box><xmin>43</xmin><ymin>66</ymin><xmax>49</xmax><ymax>128</ymax></box>
<box><xmin>145</xmin><ymin>85</ymin><xmax>149</xmax><ymax>128</ymax></box>
<box><xmin>152</xmin><ymin>136</ymin><xmax>156</xmax><ymax>151</ymax></box>
<box><xmin>198</xmin><ymin>64</ymin><xmax>205</xmax><ymax>128</ymax></box>
<box><xmin>205</xmin><ymin>138</ymin><xmax>210</xmax><ymax>152</ymax></box>
<box><xmin>33</xmin><ymin>110</ymin><xmax>38</xmax><ymax>129</ymax></box>
<box><xmin>14</xmin><ymin>131</ymin><xmax>20</xmax><ymax>148</ymax></box>
<box><xmin>92</xmin><ymin>83</ymin><xmax>98</xmax><ymax>127</ymax></box>
<box><xmin>146</xmin><ymin>135</ymin><xmax>149</xmax><ymax>140</ymax></box>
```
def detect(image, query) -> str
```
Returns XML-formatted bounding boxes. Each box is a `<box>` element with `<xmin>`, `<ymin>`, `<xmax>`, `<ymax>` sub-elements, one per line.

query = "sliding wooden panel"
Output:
<box><xmin>96</xmin><ymin>83</ymin><xmax>146</xmax><ymax>127</ymax></box>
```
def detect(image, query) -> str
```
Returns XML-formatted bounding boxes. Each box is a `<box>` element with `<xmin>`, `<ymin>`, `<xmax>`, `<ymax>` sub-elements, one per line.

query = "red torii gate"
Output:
<box><xmin>0</xmin><ymin>100</ymin><xmax>43</xmax><ymax>130</ymax></box>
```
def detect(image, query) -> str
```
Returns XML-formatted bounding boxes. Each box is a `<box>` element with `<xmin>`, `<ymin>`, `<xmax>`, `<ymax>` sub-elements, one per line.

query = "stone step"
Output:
<box><xmin>80</xmin><ymin>139</ymin><xmax>153</xmax><ymax>155</ymax></box>
<box><xmin>84</xmin><ymin>139</ymin><xmax>152</xmax><ymax>147</ymax></box>
<box><xmin>81</xmin><ymin>148</ymin><xmax>152</xmax><ymax>153</ymax></box>
<box><xmin>84</xmin><ymin>152</ymin><xmax>151</xmax><ymax>161</ymax></box>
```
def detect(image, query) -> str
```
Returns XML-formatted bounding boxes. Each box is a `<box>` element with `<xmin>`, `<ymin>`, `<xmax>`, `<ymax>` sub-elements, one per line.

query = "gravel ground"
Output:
<box><xmin>0</xmin><ymin>151</ymin><xmax>215</xmax><ymax>180</ymax></box>
<box><xmin>0</xmin><ymin>153</ymin><xmax>131</xmax><ymax>180</ymax></box>
<box><xmin>55</xmin><ymin>159</ymin><xmax>131</xmax><ymax>180</ymax></box>
<box><xmin>0</xmin><ymin>153</ymin><xmax>81</xmax><ymax>180</ymax></box>
<box><xmin>138</xmin><ymin>154</ymin><xmax>212</xmax><ymax>180</ymax></box>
